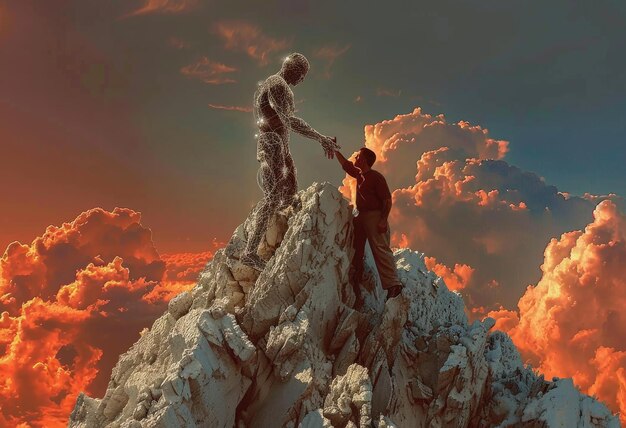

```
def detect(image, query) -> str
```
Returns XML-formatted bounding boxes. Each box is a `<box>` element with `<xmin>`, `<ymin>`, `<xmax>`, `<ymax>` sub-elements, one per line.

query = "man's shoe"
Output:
<box><xmin>240</xmin><ymin>253</ymin><xmax>266</xmax><ymax>271</ymax></box>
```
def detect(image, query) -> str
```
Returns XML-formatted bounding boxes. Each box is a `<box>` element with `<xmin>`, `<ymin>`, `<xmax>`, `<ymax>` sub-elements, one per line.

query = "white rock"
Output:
<box><xmin>69</xmin><ymin>183</ymin><xmax>620</xmax><ymax>428</ymax></box>
<box><xmin>168</xmin><ymin>291</ymin><xmax>193</xmax><ymax>320</ymax></box>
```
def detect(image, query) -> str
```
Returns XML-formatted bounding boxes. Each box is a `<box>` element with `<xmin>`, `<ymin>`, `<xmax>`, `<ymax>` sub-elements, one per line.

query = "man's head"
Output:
<box><xmin>280</xmin><ymin>53</ymin><xmax>309</xmax><ymax>86</ymax></box>
<box><xmin>355</xmin><ymin>147</ymin><xmax>376</xmax><ymax>170</ymax></box>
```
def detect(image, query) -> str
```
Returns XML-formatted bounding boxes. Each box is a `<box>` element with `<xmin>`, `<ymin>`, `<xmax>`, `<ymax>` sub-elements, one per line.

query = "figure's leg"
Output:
<box><xmin>361</xmin><ymin>211</ymin><xmax>402</xmax><ymax>295</ymax></box>
<box><xmin>280</xmin><ymin>152</ymin><xmax>298</xmax><ymax>209</ymax></box>
<box><xmin>242</xmin><ymin>133</ymin><xmax>281</xmax><ymax>270</ymax></box>
<box><xmin>242</xmin><ymin>194</ymin><xmax>277</xmax><ymax>270</ymax></box>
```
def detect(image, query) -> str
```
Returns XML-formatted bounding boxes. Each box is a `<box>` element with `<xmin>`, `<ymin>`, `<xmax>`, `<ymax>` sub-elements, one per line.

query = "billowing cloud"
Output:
<box><xmin>489</xmin><ymin>200</ymin><xmax>626</xmax><ymax>423</ymax></box>
<box><xmin>485</xmin><ymin>307</ymin><xmax>519</xmax><ymax>332</ymax></box>
<box><xmin>0</xmin><ymin>207</ymin><xmax>165</xmax><ymax>312</ymax></box>
<box><xmin>144</xmin><ymin>249</ymin><xmax>218</xmax><ymax>303</ymax></box>
<box><xmin>0</xmin><ymin>260</ymin><xmax>163</xmax><ymax>425</ymax></box>
<box><xmin>340</xmin><ymin>107</ymin><xmax>620</xmax><ymax>313</ymax></box>
<box><xmin>313</xmin><ymin>44</ymin><xmax>350</xmax><ymax>78</ymax></box>
<box><xmin>214</xmin><ymin>21</ymin><xmax>290</xmax><ymax>66</ymax></box>
<box><xmin>0</xmin><ymin>208</ymin><xmax>214</xmax><ymax>426</ymax></box>
<box><xmin>161</xmin><ymin>249</ymin><xmax>218</xmax><ymax>282</ymax></box>
<box><xmin>207</xmin><ymin>103</ymin><xmax>252</xmax><ymax>113</ymax></box>
<box><xmin>122</xmin><ymin>0</ymin><xmax>198</xmax><ymax>18</ymax></box>
<box><xmin>0</xmin><ymin>298</ymin><xmax>99</xmax><ymax>427</ymax></box>
<box><xmin>180</xmin><ymin>57</ymin><xmax>237</xmax><ymax>84</ymax></box>
<box><xmin>424</xmin><ymin>256</ymin><xmax>474</xmax><ymax>291</ymax></box>
<box><xmin>338</xmin><ymin>106</ymin><xmax>625</xmax><ymax>419</ymax></box>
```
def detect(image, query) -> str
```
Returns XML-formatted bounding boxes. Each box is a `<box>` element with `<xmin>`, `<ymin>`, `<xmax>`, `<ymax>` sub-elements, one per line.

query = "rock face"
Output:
<box><xmin>69</xmin><ymin>182</ymin><xmax>620</xmax><ymax>428</ymax></box>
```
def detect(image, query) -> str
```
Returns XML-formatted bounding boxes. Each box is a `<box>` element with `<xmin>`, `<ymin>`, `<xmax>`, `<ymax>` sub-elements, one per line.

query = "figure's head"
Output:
<box><xmin>280</xmin><ymin>53</ymin><xmax>309</xmax><ymax>86</ymax></box>
<box><xmin>355</xmin><ymin>147</ymin><xmax>376</xmax><ymax>170</ymax></box>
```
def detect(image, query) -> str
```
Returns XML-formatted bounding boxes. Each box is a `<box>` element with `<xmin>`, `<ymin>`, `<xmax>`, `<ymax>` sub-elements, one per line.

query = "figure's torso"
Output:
<box><xmin>254</xmin><ymin>75</ymin><xmax>294</xmax><ymax>135</ymax></box>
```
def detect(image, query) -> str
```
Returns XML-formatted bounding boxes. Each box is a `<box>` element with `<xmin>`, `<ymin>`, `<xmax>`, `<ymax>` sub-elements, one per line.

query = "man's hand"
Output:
<box><xmin>377</xmin><ymin>218</ymin><xmax>388</xmax><ymax>233</ymax></box>
<box><xmin>321</xmin><ymin>136</ymin><xmax>340</xmax><ymax>159</ymax></box>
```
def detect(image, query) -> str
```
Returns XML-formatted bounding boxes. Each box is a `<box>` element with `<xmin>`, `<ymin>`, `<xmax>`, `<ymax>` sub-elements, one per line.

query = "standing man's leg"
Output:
<box><xmin>351</xmin><ymin>214</ymin><xmax>367</xmax><ymax>301</ymax></box>
<box><xmin>361</xmin><ymin>211</ymin><xmax>402</xmax><ymax>295</ymax></box>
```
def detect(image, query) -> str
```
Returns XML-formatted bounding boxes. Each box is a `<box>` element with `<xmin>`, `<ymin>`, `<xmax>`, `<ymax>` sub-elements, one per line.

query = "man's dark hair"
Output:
<box><xmin>360</xmin><ymin>147</ymin><xmax>376</xmax><ymax>167</ymax></box>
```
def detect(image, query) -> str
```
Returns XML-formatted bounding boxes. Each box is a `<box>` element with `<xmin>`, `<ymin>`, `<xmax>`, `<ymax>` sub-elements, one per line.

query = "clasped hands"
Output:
<box><xmin>321</xmin><ymin>136</ymin><xmax>340</xmax><ymax>159</ymax></box>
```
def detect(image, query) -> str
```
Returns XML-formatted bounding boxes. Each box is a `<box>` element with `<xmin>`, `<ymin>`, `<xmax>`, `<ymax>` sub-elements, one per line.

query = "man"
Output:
<box><xmin>241</xmin><ymin>53</ymin><xmax>340</xmax><ymax>271</ymax></box>
<box><xmin>334</xmin><ymin>147</ymin><xmax>403</xmax><ymax>303</ymax></box>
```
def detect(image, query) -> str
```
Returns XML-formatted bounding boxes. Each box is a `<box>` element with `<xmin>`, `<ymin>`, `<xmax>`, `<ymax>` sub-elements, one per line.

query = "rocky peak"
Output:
<box><xmin>69</xmin><ymin>182</ymin><xmax>619</xmax><ymax>427</ymax></box>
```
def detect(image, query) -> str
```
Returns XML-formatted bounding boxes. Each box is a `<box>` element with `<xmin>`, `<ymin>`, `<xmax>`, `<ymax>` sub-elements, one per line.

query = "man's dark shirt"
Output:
<box><xmin>342</xmin><ymin>161</ymin><xmax>392</xmax><ymax>212</ymax></box>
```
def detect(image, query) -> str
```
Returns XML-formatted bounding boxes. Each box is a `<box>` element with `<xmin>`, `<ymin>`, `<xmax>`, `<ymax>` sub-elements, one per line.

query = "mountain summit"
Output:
<box><xmin>69</xmin><ymin>183</ymin><xmax>619</xmax><ymax>427</ymax></box>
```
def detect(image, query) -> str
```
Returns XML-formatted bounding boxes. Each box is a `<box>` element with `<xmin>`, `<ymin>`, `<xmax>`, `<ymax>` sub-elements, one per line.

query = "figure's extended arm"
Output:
<box><xmin>288</xmin><ymin>116</ymin><xmax>325</xmax><ymax>141</ymax></box>
<box><xmin>268</xmin><ymin>80</ymin><xmax>323</xmax><ymax>139</ymax></box>
<box><xmin>268</xmin><ymin>79</ymin><xmax>339</xmax><ymax>156</ymax></box>
<box><xmin>335</xmin><ymin>150</ymin><xmax>360</xmax><ymax>178</ymax></box>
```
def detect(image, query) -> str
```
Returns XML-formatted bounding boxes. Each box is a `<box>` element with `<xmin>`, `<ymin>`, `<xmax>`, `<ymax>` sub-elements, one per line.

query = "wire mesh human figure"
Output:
<box><xmin>241</xmin><ymin>53</ymin><xmax>340</xmax><ymax>270</ymax></box>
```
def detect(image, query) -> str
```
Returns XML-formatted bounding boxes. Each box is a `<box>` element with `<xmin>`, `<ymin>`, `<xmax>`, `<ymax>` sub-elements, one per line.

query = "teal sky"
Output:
<box><xmin>1</xmin><ymin>0</ymin><xmax>625</xmax><ymax>253</ymax></box>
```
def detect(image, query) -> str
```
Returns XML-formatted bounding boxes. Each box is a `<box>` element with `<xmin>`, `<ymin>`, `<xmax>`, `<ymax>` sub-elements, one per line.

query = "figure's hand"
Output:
<box><xmin>321</xmin><ymin>136</ymin><xmax>340</xmax><ymax>159</ymax></box>
<box><xmin>377</xmin><ymin>219</ymin><xmax>388</xmax><ymax>233</ymax></box>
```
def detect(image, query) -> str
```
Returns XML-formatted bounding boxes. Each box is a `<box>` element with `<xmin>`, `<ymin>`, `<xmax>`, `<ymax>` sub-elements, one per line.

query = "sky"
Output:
<box><xmin>1</xmin><ymin>0</ymin><xmax>626</xmax><ymax>425</ymax></box>
<box><xmin>1</xmin><ymin>0</ymin><xmax>625</xmax><ymax>254</ymax></box>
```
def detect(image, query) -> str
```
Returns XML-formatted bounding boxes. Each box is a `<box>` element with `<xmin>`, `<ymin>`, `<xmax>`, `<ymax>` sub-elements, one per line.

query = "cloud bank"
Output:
<box><xmin>0</xmin><ymin>208</ymin><xmax>213</xmax><ymax>426</ymax></box>
<box><xmin>490</xmin><ymin>200</ymin><xmax>626</xmax><ymax>423</ymax></box>
<box><xmin>341</xmin><ymin>107</ymin><xmax>619</xmax><ymax>313</ymax></box>
<box><xmin>338</xmin><ymin>106</ymin><xmax>624</xmax><ymax>420</ymax></box>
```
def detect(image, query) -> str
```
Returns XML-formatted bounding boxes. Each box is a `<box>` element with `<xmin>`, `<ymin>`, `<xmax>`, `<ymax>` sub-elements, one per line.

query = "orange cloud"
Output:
<box><xmin>313</xmin><ymin>44</ymin><xmax>350</xmax><ymax>78</ymax></box>
<box><xmin>361</xmin><ymin>107</ymin><xmax>508</xmax><ymax>169</ymax></box>
<box><xmin>0</xmin><ymin>207</ymin><xmax>165</xmax><ymax>312</ymax></box>
<box><xmin>56</xmin><ymin>256</ymin><xmax>153</xmax><ymax>309</ymax></box>
<box><xmin>180</xmin><ymin>57</ymin><xmax>237</xmax><ymax>84</ymax></box>
<box><xmin>144</xmin><ymin>249</ymin><xmax>218</xmax><ymax>303</ymax></box>
<box><xmin>208</xmin><ymin>103</ymin><xmax>252</xmax><ymax>113</ymax></box>
<box><xmin>339</xmin><ymin>107</ymin><xmax>621</xmax><ymax>315</ymax></box>
<box><xmin>424</xmin><ymin>256</ymin><xmax>474</xmax><ymax>291</ymax></box>
<box><xmin>214</xmin><ymin>21</ymin><xmax>290</xmax><ymax>66</ymax></box>
<box><xmin>122</xmin><ymin>0</ymin><xmax>198</xmax><ymax>18</ymax></box>
<box><xmin>161</xmin><ymin>249</ymin><xmax>217</xmax><ymax>282</ymax></box>
<box><xmin>0</xmin><ymin>208</ymin><xmax>215</xmax><ymax>426</ymax></box>
<box><xmin>0</xmin><ymin>298</ymin><xmax>100</xmax><ymax>428</ymax></box>
<box><xmin>486</xmin><ymin>306</ymin><xmax>519</xmax><ymax>332</ymax></box>
<box><xmin>490</xmin><ymin>200</ymin><xmax>626</xmax><ymax>423</ymax></box>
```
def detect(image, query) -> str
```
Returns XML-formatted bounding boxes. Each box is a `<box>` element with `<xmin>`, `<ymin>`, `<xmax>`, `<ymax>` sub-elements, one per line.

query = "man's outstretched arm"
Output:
<box><xmin>335</xmin><ymin>150</ymin><xmax>359</xmax><ymax>178</ymax></box>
